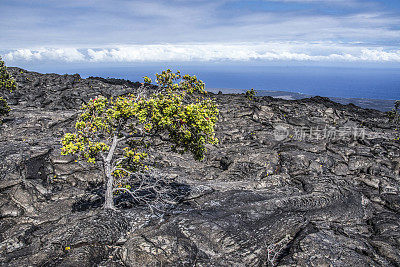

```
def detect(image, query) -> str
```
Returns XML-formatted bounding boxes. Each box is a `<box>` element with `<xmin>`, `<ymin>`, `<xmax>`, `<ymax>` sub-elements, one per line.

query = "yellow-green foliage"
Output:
<box><xmin>245</xmin><ymin>88</ymin><xmax>256</xmax><ymax>100</ymax></box>
<box><xmin>0</xmin><ymin>97</ymin><xmax>10</xmax><ymax>117</ymax></box>
<box><xmin>61</xmin><ymin>70</ymin><xmax>219</xmax><ymax>182</ymax></box>
<box><xmin>0</xmin><ymin>57</ymin><xmax>16</xmax><ymax>93</ymax></box>
<box><xmin>387</xmin><ymin>100</ymin><xmax>400</xmax><ymax>125</ymax></box>
<box><xmin>143</xmin><ymin>76</ymin><xmax>152</xmax><ymax>84</ymax></box>
<box><xmin>155</xmin><ymin>69</ymin><xmax>206</xmax><ymax>94</ymax></box>
<box><xmin>0</xmin><ymin>57</ymin><xmax>16</xmax><ymax>118</ymax></box>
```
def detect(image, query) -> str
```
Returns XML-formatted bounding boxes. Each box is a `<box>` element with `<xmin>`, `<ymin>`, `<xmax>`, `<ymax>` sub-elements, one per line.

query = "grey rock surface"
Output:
<box><xmin>0</xmin><ymin>67</ymin><xmax>399</xmax><ymax>266</ymax></box>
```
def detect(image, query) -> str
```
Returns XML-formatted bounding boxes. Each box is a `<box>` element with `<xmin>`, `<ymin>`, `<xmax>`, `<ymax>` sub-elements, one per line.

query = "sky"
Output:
<box><xmin>1</xmin><ymin>0</ymin><xmax>400</xmax><ymax>66</ymax></box>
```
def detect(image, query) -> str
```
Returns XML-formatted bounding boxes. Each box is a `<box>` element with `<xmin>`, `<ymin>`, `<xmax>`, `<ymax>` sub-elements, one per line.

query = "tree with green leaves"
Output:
<box><xmin>0</xmin><ymin>57</ymin><xmax>16</xmax><ymax>118</ymax></box>
<box><xmin>61</xmin><ymin>70</ymin><xmax>219</xmax><ymax>210</ymax></box>
<box><xmin>387</xmin><ymin>100</ymin><xmax>400</xmax><ymax>125</ymax></box>
<box><xmin>245</xmin><ymin>88</ymin><xmax>256</xmax><ymax>100</ymax></box>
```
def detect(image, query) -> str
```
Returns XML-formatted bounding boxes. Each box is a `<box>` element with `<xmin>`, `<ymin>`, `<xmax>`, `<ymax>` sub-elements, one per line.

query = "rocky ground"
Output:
<box><xmin>0</xmin><ymin>67</ymin><xmax>399</xmax><ymax>266</ymax></box>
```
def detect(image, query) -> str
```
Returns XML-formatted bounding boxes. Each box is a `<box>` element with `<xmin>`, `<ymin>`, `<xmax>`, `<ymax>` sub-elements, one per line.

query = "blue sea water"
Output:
<box><xmin>22</xmin><ymin>64</ymin><xmax>400</xmax><ymax>100</ymax></box>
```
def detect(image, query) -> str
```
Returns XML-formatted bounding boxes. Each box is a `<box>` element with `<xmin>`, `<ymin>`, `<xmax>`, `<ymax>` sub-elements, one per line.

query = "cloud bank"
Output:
<box><xmin>1</xmin><ymin>0</ymin><xmax>399</xmax><ymax>67</ymax></box>
<box><xmin>3</xmin><ymin>43</ymin><xmax>400</xmax><ymax>63</ymax></box>
<box><xmin>4</xmin><ymin>48</ymin><xmax>85</xmax><ymax>62</ymax></box>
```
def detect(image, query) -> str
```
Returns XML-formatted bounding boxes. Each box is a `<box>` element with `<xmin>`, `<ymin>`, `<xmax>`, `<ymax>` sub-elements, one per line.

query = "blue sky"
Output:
<box><xmin>1</xmin><ymin>0</ymin><xmax>400</xmax><ymax>65</ymax></box>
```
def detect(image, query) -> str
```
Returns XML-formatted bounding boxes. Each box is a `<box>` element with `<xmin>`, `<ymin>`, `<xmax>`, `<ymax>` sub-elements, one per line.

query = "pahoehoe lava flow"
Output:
<box><xmin>0</xmin><ymin>68</ymin><xmax>399</xmax><ymax>266</ymax></box>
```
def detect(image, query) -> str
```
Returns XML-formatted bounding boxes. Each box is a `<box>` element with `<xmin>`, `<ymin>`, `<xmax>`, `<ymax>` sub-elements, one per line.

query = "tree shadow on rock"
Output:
<box><xmin>72</xmin><ymin>173</ymin><xmax>191</xmax><ymax>213</ymax></box>
<box><xmin>114</xmin><ymin>173</ymin><xmax>191</xmax><ymax>212</ymax></box>
<box><xmin>72</xmin><ymin>185</ymin><xmax>105</xmax><ymax>212</ymax></box>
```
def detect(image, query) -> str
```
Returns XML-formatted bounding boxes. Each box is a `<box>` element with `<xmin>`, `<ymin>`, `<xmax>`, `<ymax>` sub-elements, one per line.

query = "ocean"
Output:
<box><xmin>21</xmin><ymin>64</ymin><xmax>400</xmax><ymax>100</ymax></box>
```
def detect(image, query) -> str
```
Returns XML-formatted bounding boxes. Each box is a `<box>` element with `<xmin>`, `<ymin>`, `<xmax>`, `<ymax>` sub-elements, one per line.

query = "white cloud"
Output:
<box><xmin>360</xmin><ymin>49</ymin><xmax>400</xmax><ymax>62</ymax></box>
<box><xmin>4</xmin><ymin>48</ymin><xmax>85</xmax><ymax>62</ymax></box>
<box><xmin>3</xmin><ymin>43</ymin><xmax>400</xmax><ymax>63</ymax></box>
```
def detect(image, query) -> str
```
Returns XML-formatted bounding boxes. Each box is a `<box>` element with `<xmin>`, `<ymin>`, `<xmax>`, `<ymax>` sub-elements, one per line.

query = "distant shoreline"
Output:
<box><xmin>207</xmin><ymin>88</ymin><xmax>397</xmax><ymax>112</ymax></box>
<box><xmin>10</xmin><ymin>64</ymin><xmax>399</xmax><ymax>101</ymax></box>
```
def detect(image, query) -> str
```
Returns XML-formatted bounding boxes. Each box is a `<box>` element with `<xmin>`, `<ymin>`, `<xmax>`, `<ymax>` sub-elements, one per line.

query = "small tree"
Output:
<box><xmin>0</xmin><ymin>57</ymin><xmax>16</xmax><ymax>118</ymax></box>
<box><xmin>387</xmin><ymin>100</ymin><xmax>400</xmax><ymax>125</ymax></box>
<box><xmin>245</xmin><ymin>88</ymin><xmax>256</xmax><ymax>100</ymax></box>
<box><xmin>0</xmin><ymin>98</ymin><xmax>10</xmax><ymax>118</ymax></box>
<box><xmin>61</xmin><ymin>70</ymin><xmax>219</xmax><ymax>210</ymax></box>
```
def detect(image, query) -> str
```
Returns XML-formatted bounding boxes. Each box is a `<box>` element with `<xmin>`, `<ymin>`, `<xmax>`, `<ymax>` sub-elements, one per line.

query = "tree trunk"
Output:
<box><xmin>104</xmin><ymin>161</ymin><xmax>115</xmax><ymax>209</ymax></box>
<box><xmin>103</xmin><ymin>135</ymin><xmax>119</xmax><ymax>210</ymax></box>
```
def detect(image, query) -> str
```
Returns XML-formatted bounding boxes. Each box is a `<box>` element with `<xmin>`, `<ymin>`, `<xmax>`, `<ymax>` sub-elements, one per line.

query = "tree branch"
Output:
<box><xmin>113</xmin><ymin>187</ymin><xmax>140</xmax><ymax>202</ymax></box>
<box><xmin>113</xmin><ymin>157</ymin><xmax>126</xmax><ymax>166</ymax></box>
<box><xmin>106</xmin><ymin>135</ymin><xmax>119</xmax><ymax>163</ymax></box>
<box><xmin>112</xmin><ymin>167</ymin><xmax>134</xmax><ymax>175</ymax></box>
